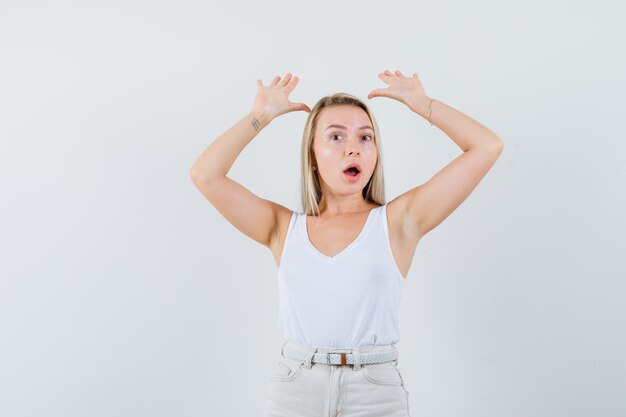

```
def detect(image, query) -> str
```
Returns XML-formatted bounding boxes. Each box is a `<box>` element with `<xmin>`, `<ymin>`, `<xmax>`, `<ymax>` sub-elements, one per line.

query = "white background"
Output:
<box><xmin>1</xmin><ymin>0</ymin><xmax>624</xmax><ymax>416</ymax></box>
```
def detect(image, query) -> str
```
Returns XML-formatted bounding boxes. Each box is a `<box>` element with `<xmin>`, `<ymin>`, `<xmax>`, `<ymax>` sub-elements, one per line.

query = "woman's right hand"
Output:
<box><xmin>251</xmin><ymin>73</ymin><xmax>311</xmax><ymax>122</ymax></box>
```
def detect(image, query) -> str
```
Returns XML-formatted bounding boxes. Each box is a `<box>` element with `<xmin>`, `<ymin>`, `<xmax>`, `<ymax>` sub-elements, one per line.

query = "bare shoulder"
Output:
<box><xmin>268</xmin><ymin>202</ymin><xmax>296</xmax><ymax>266</ymax></box>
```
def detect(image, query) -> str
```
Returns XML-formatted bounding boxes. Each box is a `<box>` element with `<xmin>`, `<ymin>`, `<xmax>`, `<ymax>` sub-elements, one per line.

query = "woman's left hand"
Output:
<box><xmin>367</xmin><ymin>69</ymin><xmax>429</xmax><ymax>106</ymax></box>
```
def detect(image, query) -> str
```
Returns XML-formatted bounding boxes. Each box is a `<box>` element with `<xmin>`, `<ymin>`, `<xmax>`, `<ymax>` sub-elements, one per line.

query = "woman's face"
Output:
<box><xmin>313</xmin><ymin>105</ymin><xmax>378</xmax><ymax>194</ymax></box>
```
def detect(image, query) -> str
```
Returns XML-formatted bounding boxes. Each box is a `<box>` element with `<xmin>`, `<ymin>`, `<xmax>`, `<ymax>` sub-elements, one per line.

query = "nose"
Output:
<box><xmin>345</xmin><ymin>138</ymin><xmax>361</xmax><ymax>156</ymax></box>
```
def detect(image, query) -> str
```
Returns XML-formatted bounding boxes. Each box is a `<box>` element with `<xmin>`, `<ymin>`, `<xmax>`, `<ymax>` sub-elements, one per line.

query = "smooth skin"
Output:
<box><xmin>190</xmin><ymin>71</ymin><xmax>503</xmax><ymax>278</ymax></box>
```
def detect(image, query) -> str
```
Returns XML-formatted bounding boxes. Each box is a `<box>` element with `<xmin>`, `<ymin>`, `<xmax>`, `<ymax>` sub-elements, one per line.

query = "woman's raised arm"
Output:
<box><xmin>189</xmin><ymin>73</ymin><xmax>309</xmax><ymax>248</ymax></box>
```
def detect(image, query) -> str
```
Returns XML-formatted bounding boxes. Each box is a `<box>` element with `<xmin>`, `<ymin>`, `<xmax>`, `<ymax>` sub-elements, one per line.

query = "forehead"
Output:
<box><xmin>316</xmin><ymin>105</ymin><xmax>371</xmax><ymax>131</ymax></box>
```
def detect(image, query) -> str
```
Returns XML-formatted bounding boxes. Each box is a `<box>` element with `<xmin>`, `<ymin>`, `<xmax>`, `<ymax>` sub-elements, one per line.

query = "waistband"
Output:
<box><xmin>280</xmin><ymin>338</ymin><xmax>399</xmax><ymax>371</ymax></box>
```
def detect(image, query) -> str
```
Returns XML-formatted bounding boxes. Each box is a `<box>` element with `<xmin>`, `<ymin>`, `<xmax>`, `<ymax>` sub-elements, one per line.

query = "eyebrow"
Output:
<box><xmin>325</xmin><ymin>124</ymin><xmax>374</xmax><ymax>131</ymax></box>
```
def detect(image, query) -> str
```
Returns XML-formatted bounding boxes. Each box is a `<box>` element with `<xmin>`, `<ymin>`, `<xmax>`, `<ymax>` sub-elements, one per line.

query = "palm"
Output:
<box><xmin>252</xmin><ymin>73</ymin><xmax>310</xmax><ymax>119</ymax></box>
<box><xmin>367</xmin><ymin>69</ymin><xmax>427</xmax><ymax>105</ymax></box>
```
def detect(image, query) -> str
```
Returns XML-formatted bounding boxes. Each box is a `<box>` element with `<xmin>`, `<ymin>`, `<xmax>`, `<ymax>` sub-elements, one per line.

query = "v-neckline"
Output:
<box><xmin>303</xmin><ymin>206</ymin><xmax>379</xmax><ymax>261</ymax></box>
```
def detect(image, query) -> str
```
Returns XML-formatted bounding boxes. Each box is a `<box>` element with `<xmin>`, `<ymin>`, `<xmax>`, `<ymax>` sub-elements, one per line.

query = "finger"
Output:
<box><xmin>384</xmin><ymin>69</ymin><xmax>393</xmax><ymax>76</ymax></box>
<box><xmin>289</xmin><ymin>102</ymin><xmax>310</xmax><ymax>113</ymax></box>
<box><xmin>286</xmin><ymin>75</ymin><xmax>299</xmax><ymax>91</ymax></box>
<box><xmin>367</xmin><ymin>89</ymin><xmax>384</xmax><ymax>99</ymax></box>
<box><xmin>413</xmin><ymin>73</ymin><xmax>419</xmax><ymax>79</ymax></box>
<box><xmin>395</xmin><ymin>70</ymin><xmax>404</xmax><ymax>77</ymax></box>
<box><xmin>270</xmin><ymin>75</ymin><xmax>281</xmax><ymax>86</ymax></box>
<box><xmin>297</xmin><ymin>102</ymin><xmax>311</xmax><ymax>112</ymax></box>
<box><xmin>279</xmin><ymin>72</ymin><xmax>292</xmax><ymax>86</ymax></box>
<box><xmin>257</xmin><ymin>79</ymin><xmax>263</xmax><ymax>88</ymax></box>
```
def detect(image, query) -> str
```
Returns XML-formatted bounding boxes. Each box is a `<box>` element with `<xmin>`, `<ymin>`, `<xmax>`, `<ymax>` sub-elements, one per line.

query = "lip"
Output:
<box><xmin>343</xmin><ymin>171</ymin><xmax>362</xmax><ymax>183</ymax></box>
<box><xmin>343</xmin><ymin>162</ymin><xmax>362</xmax><ymax>172</ymax></box>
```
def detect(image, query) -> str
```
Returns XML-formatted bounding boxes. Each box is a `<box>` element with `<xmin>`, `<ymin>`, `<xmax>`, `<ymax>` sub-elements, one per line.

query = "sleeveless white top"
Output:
<box><xmin>277</xmin><ymin>203</ymin><xmax>406</xmax><ymax>349</ymax></box>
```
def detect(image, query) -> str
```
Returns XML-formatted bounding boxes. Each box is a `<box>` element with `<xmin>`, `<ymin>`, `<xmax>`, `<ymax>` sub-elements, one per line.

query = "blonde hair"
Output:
<box><xmin>300</xmin><ymin>92</ymin><xmax>386</xmax><ymax>216</ymax></box>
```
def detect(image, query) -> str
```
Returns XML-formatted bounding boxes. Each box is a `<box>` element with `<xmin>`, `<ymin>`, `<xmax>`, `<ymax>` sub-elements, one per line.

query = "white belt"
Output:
<box><xmin>283</xmin><ymin>343</ymin><xmax>399</xmax><ymax>366</ymax></box>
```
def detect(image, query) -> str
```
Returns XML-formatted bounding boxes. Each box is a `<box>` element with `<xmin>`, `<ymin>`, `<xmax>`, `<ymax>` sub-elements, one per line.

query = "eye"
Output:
<box><xmin>330</xmin><ymin>133</ymin><xmax>373</xmax><ymax>141</ymax></box>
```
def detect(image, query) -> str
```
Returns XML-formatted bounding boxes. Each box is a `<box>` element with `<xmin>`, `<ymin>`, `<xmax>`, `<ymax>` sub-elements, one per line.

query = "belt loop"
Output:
<box><xmin>303</xmin><ymin>345</ymin><xmax>317</xmax><ymax>370</ymax></box>
<box><xmin>352</xmin><ymin>348</ymin><xmax>361</xmax><ymax>371</ymax></box>
<box><xmin>280</xmin><ymin>339</ymin><xmax>288</xmax><ymax>358</ymax></box>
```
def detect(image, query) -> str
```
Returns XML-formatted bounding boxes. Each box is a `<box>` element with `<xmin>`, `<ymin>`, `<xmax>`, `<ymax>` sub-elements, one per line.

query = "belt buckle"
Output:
<box><xmin>327</xmin><ymin>352</ymin><xmax>349</xmax><ymax>366</ymax></box>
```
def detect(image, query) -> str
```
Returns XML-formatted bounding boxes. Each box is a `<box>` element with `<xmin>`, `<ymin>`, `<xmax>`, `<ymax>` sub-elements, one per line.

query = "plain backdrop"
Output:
<box><xmin>1</xmin><ymin>0</ymin><xmax>624</xmax><ymax>416</ymax></box>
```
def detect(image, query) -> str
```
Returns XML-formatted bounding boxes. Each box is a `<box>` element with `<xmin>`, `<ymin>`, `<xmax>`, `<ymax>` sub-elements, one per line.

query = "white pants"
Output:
<box><xmin>263</xmin><ymin>338</ymin><xmax>412</xmax><ymax>417</ymax></box>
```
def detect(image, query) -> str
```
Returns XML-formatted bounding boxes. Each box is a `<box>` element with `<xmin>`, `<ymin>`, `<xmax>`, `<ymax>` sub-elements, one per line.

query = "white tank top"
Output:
<box><xmin>277</xmin><ymin>203</ymin><xmax>406</xmax><ymax>349</ymax></box>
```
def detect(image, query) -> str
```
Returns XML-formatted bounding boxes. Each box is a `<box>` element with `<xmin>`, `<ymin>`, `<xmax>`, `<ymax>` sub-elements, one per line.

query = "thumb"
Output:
<box><xmin>368</xmin><ymin>89</ymin><xmax>386</xmax><ymax>99</ymax></box>
<box><xmin>292</xmin><ymin>102</ymin><xmax>311</xmax><ymax>113</ymax></box>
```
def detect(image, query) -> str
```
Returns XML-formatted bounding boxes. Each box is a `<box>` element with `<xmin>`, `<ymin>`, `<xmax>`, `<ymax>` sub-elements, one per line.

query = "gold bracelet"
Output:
<box><xmin>427</xmin><ymin>98</ymin><xmax>435</xmax><ymax>126</ymax></box>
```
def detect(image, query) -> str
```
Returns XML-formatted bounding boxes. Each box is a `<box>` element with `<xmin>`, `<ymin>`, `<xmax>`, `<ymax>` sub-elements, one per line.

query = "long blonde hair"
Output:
<box><xmin>300</xmin><ymin>92</ymin><xmax>386</xmax><ymax>216</ymax></box>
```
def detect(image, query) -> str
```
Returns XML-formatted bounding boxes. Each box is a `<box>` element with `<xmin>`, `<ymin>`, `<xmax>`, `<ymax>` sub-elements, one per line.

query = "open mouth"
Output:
<box><xmin>343</xmin><ymin>167</ymin><xmax>361</xmax><ymax>177</ymax></box>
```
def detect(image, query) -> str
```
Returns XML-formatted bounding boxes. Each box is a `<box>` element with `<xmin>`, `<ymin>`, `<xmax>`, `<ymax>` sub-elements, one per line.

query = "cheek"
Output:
<box><xmin>365</xmin><ymin>147</ymin><xmax>378</xmax><ymax>164</ymax></box>
<box><xmin>316</xmin><ymin>146</ymin><xmax>341</xmax><ymax>166</ymax></box>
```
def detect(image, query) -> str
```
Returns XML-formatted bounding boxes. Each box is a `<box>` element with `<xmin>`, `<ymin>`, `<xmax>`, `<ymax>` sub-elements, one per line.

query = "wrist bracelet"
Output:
<box><xmin>427</xmin><ymin>98</ymin><xmax>435</xmax><ymax>126</ymax></box>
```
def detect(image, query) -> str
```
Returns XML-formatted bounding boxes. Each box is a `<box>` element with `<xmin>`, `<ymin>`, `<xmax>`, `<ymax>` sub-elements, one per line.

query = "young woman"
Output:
<box><xmin>190</xmin><ymin>70</ymin><xmax>503</xmax><ymax>417</ymax></box>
